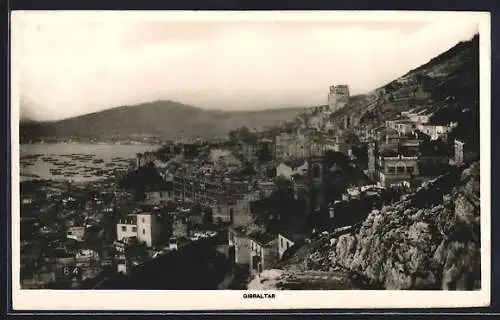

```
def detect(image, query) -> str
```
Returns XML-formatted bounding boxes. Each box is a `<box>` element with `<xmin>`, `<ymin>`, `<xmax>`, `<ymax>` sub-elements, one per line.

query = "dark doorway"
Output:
<box><xmin>228</xmin><ymin>245</ymin><xmax>236</xmax><ymax>263</ymax></box>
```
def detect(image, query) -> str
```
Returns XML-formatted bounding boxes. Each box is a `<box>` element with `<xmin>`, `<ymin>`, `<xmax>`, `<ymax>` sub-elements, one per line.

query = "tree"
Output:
<box><xmin>239</xmin><ymin>161</ymin><xmax>257</xmax><ymax>176</ymax></box>
<box><xmin>256</xmin><ymin>144</ymin><xmax>273</xmax><ymax>163</ymax></box>
<box><xmin>229</xmin><ymin>126</ymin><xmax>256</xmax><ymax>142</ymax></box>
<box><xmin>203</xmin><ymin>207</ymin><xmax>214</xmax><ymax>226</ymax></box>
<box><xmin>324</xmin><ymin>150</ymin><xmax>351</xmax><ymax>169</ymax></box>
<box><xmin>274</xmin><ymin>175</ymin><xmax>292</xmax><ymax>190</ymax></box>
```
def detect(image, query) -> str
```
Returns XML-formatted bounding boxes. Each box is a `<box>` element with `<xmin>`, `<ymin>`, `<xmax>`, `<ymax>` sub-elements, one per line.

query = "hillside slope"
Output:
<box><xmin>19</xmin><ymin>100</ymin><xmax>307</xmax><ymax>141</ymax></box>
<box><xmin>329</xmin><ymin>34</ymin><xmax>479</xmax><ymax>147</ymax></box>
<box><xmin>276</xmin><ymin>161</ymin><xmax>480</xmax><ymax>290</ymax></box>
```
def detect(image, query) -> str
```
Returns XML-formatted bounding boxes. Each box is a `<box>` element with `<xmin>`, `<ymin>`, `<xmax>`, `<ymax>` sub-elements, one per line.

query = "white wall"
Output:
<box><xmin>67</xmin><ymin>227</ymin><xmax>85</xmax><ymax>240</ymax></box>
<box><xmin>116</xmin><ymin>223</ymin><xmax>137</xmax><ymax>242</ymax></box>
<box><xmin>136</xmin><ymin>214</ymin><xmax>159</xmax><ymax>248</ymax></box>
<box><xmin>276</xmin><ymin>163</ymin><xmax>293</xmax><ymax>179</ymax></box>
<box><xmin>278</xmin><ymin>235</ymin><xmax>295</xmax><ymax>259</ymax></box>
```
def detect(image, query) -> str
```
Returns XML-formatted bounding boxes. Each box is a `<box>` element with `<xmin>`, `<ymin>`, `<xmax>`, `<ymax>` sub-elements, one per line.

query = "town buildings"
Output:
<box><xmin>237</xmin><ymin>137</ymin><xmax>259</xmax><ymax>163</ymax></box>
<box><xmin>452</xmin><ymin>139</ymin><xmax>475</xmax><ymax>166</ymax></box>
<box><xmin>275</xmin><ymin>132</ymin><xmax>308</xmax><ymax>160</ymax></box>
<box><xmin>278</xmin><ymin>232</ymin><xmax>308</xmax><ymax>260</ymax></box>
<box><xmin>377</xmin><ymin>150</ymin><xmax>420</xmax><ymax>188</ymax></box>
<box><xmin>248</xmin><ymin>232</ymin><xmax>279</xmax><ymax>275</ymax></box>
<box><xmin>367</xmin><ymin>123</ymin><xmax>451</xmax><ymax>188</ymax></box>
<box><xmin>66</xmin><ymin>226</ymin><xmax>85</xmax><ymax>242</ymax></box>
<box><xmin>228</xmin><ymin>225</ymin><xmax>251</xmax><ymax>265</ymax></box>
<box><xmin>275</xmin><ymin>160</ymin><xmax>309</xmax><ymax>180</ymax></box>
<box><xmin>172</xmin><ymin>216</ymin><xmax>189</xmax><ymax>238</ymax></box>
<box><xmin>144</xmin><ymin>190</ymin><xmax>173</xmax><ymax>206</ymax></box>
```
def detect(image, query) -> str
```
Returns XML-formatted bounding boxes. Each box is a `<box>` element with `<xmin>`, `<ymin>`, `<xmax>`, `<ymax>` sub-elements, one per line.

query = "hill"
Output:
<box><xmin>19</xmin><ymin>101</ymin><xmax>308</xmax><ymax>142</ymax></box>
<box><xmin>326</xmin><ymin>34</ymin><xmax>479</xmax><ymax>147</ymax></box>
<box><xmin>264</xmin><ymin>161</ymin><xmax>480</xmax><ymax>290</ymax></box>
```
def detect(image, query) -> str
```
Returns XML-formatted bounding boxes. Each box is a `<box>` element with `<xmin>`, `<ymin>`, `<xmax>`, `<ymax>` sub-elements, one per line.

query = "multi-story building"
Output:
<box><xmin>417</xmin><ymin>123</ymin><xmax>456</xmax><ymax>141</ymax></box>
<box><xmin>116</xmin><ymin>216</ymin><xmax>138</xmax><ymax>241</ymax></box>
<box><xmin>116</xmin><ymin>212</ymin><xmax>161</xmax><ymax>248</ymax></box>
<box><xmin>385</xmin><ymin>119</ymin><xmax>417</xmax><ymax>136</ymax></box>
<box><xmin>144</xmin><ymin>190</ymin><xmax>173</xmax><ymax>206</ymax></box>
<box><xmin>238</xmin><ymin>138</ymin><xmax>259</xmax><ymax>163</ymax></box>
<box><xmin>275</xmin><ymin>133</ymin><xmax>299</xmax><ymax>160</ymax></box>
<box><xmin>228</xmin><ymin>226</ymin><xmax>251</xmax><ymax>265</ymax></box>
<box><xmin>376</xmin><ymin>151</ymin><xmax>420</xmax><ymax>188</ymax></box>
<box><xmin>248</xmin><ymin>232</ymin><xmax>279</xmax><ymax>275</ymax></box>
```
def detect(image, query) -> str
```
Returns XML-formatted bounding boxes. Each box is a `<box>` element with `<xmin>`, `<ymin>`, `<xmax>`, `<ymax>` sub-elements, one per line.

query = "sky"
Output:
<box><xmin>12</xmin><ymin>12</ymin><xmax>480</xmax><ymax>121</ymax></box>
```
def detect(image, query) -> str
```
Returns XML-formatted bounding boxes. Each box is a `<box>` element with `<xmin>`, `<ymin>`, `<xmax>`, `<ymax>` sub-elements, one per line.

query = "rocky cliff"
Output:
<box><xmin>282</xmin><ymin>162</ymin><xmax>481</xmax><ymax>290</ymax></box>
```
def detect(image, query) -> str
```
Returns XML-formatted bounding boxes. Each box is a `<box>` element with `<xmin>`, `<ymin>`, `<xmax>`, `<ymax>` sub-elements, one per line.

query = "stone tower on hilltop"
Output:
<box><xmin>328</xmin><ymin>85</ymin><xmax>350</xmax><ymax>113</ymax></box>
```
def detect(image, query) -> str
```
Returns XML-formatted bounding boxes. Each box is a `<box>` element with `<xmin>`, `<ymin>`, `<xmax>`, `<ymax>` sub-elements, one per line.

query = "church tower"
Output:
<box><xmin>307</xmin><ymin>155</ymin><xmax>326</xmax><ymax>230</ymax></box>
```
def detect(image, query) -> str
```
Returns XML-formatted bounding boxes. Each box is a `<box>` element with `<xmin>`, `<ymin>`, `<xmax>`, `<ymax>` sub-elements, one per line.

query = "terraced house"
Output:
<box><xmin>248</xmin><ymin>232</ymin><xmax>279</xmax><ymax>275</ymax></box>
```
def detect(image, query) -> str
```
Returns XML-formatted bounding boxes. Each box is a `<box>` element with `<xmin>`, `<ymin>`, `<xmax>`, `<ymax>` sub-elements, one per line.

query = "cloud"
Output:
<box><xmin>12</xmin><ymin>12</ymin><xmax>481</xmax><ymax>121</ymax></box>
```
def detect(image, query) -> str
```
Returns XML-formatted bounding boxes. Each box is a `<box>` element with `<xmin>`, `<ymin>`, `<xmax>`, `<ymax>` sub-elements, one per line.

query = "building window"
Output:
<box><xmin>387</xmin><ymin>166</ymin><xmax>395</xmax><ymax>174</ymax></box>
<box><xmin>397</xmin><ymin>166</ymin><xmax>405</xmax><ymax>173</ymax></box>
<box><xmin>142</xmin><ymin>217</ymin><xmax>145</xmax><ymax>223</ymax></box>
<box><xmin>142</xmin><ymin>229</ymin><xmax>146</xmax><ymax>235</ymax></box>
<box><xmin>121</xmin><ymin>226</ymin><xmax>126</xmax><ymax>232</ymax></box>
<box><xmin>132</xmin><ymin>226</ymin><xmax>137</xmax><ymax>232</ymax></box>
<box><xmin>280</xmin><ymin>237</ymin><xmax>283</xmax><ymax>247</ymax></box>
<box><xmin>406</xmin><ymin>166</ymin><xmax>414</xmax><ymax>174</ymax></box>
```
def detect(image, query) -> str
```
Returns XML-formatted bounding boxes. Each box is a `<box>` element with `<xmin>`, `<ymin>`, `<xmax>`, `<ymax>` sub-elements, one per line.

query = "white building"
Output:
<box><xmin>278</xmin><ymin>236</ymin><xmax>292</xmax><ymax>260</ymax></box>
<box><xmin>116</xmin><ymin>212</ymin><xmax>161</xmax><ymax>248</ymax></box>
<box><xmin>406</xmin><ymin>109</ymin><xmax>433</xmax><ymax>124</ymax></box>
<box><xmin>66</xmin><ymin>226</ymin><xmax>85</xmax><ymax>242</ymax></box>
<box><xmin>275</xmin><ymin>160</ymin><xmax>309</xmax><ymax>180</ymax></box>
<box><xmin>417</xmin><ymin>123</ymin><xmax>456</xmax><ymax>140</ymax></box>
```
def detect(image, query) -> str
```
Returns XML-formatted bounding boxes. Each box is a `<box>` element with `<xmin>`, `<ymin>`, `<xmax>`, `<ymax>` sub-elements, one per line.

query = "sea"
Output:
<box><xmin>19</xmin><ymin>143</ymin><xmax>161</xmax><ymax>183</ymax></box>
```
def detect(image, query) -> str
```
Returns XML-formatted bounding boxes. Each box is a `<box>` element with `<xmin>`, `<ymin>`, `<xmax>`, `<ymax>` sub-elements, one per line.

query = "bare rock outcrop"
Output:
<box><xmin>303</xmin><ymin>162</ymin><xmax>481</xmax><ymax>290</ymax></box>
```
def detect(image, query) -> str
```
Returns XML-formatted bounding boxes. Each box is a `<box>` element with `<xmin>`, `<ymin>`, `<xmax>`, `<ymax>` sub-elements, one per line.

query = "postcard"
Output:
<box><xmin>10</xmin><ymin>10</ymin><xmax>491</xmax><ymax>311</ymax></box>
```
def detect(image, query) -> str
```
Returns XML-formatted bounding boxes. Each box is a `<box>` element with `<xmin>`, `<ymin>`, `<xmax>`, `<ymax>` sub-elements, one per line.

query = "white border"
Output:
<box><xmin>10</xmin><ymin>11</ymin><xmax>491</xmax><ymax>311</ymax></box>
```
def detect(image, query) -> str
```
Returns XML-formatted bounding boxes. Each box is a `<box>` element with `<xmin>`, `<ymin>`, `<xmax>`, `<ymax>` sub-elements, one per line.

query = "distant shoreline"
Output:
<box><xmin>20</xmin><ymin>141</ymin><xmax>163</xmax><ymax>146</ymax></box>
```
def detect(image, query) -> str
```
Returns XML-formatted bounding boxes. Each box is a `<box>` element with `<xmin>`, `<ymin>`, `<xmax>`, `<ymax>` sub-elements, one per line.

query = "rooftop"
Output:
<box><xmin>283</xmin><ymin>159</ymin><xmax>308</xmax><ymax>169</ymax></box>
<box><xmin>248</xmin><ymin>232</ymin><xmax>276</xmax><ymax>246</ymax></box>
<box><xmin>228</xmin><ymin>225</ymin><xmax>247</xmax><ymax>236</ymax></box>
<box><xmin>279</xmin><ymin>230</ymin><xmax>310</xmax><ymax>243</ymax></box>
<box><xmin>118</xmin><ymin>215</ymin><xmax>137</xmax><ymax>225</ymax></box>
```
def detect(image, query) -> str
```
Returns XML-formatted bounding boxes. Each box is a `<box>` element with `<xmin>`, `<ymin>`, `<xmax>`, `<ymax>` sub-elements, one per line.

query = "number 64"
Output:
<box><xmin>63</xmin><ymin>266</ymin><xmax>79</xmax><ymax>276</ymax></box>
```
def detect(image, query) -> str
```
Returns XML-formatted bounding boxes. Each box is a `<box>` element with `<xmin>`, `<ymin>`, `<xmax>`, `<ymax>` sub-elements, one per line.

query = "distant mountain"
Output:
<box><xmin>20</xmin><ymin>34</ymin><xmax>479</xmax><ymax>145</ymax></box>
<box><xmin>19</xmin><ymin>101</ymin><xmax>308</xmax><ymax>142</ymax></box>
